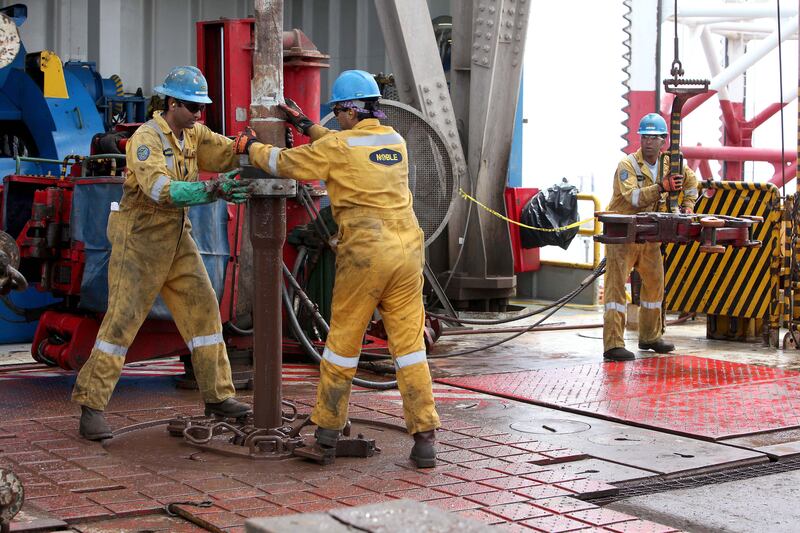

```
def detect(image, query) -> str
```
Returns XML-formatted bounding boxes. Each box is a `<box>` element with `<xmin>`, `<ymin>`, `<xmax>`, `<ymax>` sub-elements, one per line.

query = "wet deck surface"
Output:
<box><xmin>2</xmin><ymin>308</ymin><xmax>798</xmax><ymax>532</ymax></box>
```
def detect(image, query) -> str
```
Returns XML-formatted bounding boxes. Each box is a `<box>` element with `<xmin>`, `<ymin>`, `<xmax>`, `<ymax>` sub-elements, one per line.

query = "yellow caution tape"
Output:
<box><xmin>458</xmin><ymin>188</ymin><xmax>595</xmax><ymax>232</ymax></box>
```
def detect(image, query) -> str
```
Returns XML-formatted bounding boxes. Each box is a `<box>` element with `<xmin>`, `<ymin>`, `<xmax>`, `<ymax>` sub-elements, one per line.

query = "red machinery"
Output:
<box><xmin>23</xmin><ymin>175</ymin><xmax>320</xmax><ymax>370</ymax></box>
<box><xmin>19</xmin><ymin>19</ymin><xmax>342</xmax><ymax>372</ymax></box>
<box><xmin>504</xmin><ymin>187</ymin><xmax>541</xmax><ymax>273</ymax></box>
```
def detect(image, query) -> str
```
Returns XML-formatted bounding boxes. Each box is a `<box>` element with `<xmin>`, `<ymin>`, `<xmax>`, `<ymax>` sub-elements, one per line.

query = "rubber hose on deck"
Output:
<box><xmin>428</xmin><ymin>258</ymin><xmax>606</xmax><ymax>326</ymax></box>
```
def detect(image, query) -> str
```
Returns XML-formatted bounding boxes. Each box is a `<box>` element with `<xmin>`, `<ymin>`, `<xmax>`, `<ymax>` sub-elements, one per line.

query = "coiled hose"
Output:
<box><xmin>281</xmin><ymin>266</ymin><xmax>398</xmax><ymax>390</ymax></box>
<box><xmin>426</xmin><ymin>258</ymin><xmax>606</xmax><ymax>359</ymax></box>
<box><xmin>427</xmin><ymin>258</ymin><xmax>606</xmax><ymax>326</ymax></box>
<box><xmin>281</xmin><ymin>257</ymin><xmax>608</xmax><ymax>385</ymax></box>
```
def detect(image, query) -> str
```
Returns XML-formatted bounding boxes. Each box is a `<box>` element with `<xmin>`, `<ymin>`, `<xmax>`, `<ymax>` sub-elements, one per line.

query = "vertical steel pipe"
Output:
<box><xmin>249</xmin><ymin>0</ymin><xmax>285</xmax><ymax>430</ymax></box>
<box><xmin>249</xmin><ymin>196</ymin><xmax>285</xmax><ymax>429</ymax></box>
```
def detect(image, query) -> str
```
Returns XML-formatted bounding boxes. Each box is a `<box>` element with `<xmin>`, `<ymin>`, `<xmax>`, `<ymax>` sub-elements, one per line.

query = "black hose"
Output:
<box><xmin>427</xmin><ymin>261</ymin><xmax>605</xmax><ymax>359</ymax></box>
<box><xmin>281</xmin><ymin>262</ymin><xmax>395</xmax><ymax>361</ymax></box>
<box><xmin>281</xmin><ymin>277</ymin><xmax>397</xmax><ymax>390</ymax></box>
<box><xmin>287</xmin><ymin>246</ymin><xmax>308</xmax><ymax>304</ymax></box>
<box><xmin>428</xmin><ymin>258</ymin><xmax>606</xmax><ymax>326</ymax></box>
<box><xmin>225</xmin><ymin>321</ymin><xmax>253</xmax><ymax>336</ymax></box>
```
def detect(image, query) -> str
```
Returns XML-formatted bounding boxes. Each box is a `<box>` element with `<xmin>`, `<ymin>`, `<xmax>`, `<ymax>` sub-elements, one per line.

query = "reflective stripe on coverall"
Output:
<box><xmin>72</xmin><ymin>112</ymin><xmax>239</xmax><ymax>410</ymax></box>
<box><xmin>602</xmin><ymin>148</ymin><xmax>698</xmax><ymax>351</ymax></box>
<box><xmin>249</xmin><ymin>119</ymin><xmax>441</xmax><ymax>435</ymax></box>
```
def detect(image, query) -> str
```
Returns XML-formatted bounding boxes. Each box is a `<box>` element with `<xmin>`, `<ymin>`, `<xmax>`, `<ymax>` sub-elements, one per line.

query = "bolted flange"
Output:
<box><xmin>239</xmin><ymin>163</ymin><xmax>297</xmax><ymax>198</ymax></box>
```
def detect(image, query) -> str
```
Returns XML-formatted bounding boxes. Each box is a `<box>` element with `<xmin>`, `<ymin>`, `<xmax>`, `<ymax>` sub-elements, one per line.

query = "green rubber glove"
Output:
<box><xmin>169</xmin><ymin>181</ymin><xmax>214</xmax><ymax>207</ymax></box>
<box><xmin>212</xmin><ymin>178</ymin><xmax>252</xmax><ymax>204</ymax></box>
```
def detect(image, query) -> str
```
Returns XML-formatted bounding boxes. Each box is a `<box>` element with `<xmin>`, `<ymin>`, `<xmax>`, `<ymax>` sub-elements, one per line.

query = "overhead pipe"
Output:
<box><xmin>710</xmin><ymin>17</ymin><xmax>798</xmax><ymax>92</ymax></box>
<box><xmin>669</xmin><ymin>18</ymin><xmax>799</xmax><ymax>122</ymax></box>
<box><xmin>672</xmin><ymin>5</ymin><xmax>798</xmax><ymax>20</ymax></box>
<box><xmin>679</xmin><ymin>145</ymin><xmax>796</xmax><ymax>185</ymax></box>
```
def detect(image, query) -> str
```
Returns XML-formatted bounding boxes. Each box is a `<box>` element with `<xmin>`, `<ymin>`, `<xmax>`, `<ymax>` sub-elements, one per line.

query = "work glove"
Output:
<box><xmin>285</xmin><ymin>127</ymin><xmax>294</xmax><ymax>148</ymax></box>
<box><xmin>279</xmin><ymin>98</ymin><xmax>314</xmax><ymax>135</ymax></box>
<box><xmin>233</xmin><ymin>126</ymin><xmax>259</xmax><ymax>156</ymax></box>
<box><xmin>659</xmin><ymin>174</ymin><xmax>684</xmax><ymax>193</ymax></box>
<box><xmin>680</xmin><ymin>205</ymin><xmax>694</xmax><ymax>215</ymax></box>
<box><xmin>206</xmin><ymin>174</ymin><xmax>252</xmax><ymax>204</ymax></box>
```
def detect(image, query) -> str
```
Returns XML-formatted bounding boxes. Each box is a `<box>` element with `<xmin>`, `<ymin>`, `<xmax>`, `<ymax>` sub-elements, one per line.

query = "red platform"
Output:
<box><xmin>437</xmin><ymin>356</ymin><xmax>800</xmax><ymax>440</ymax></box>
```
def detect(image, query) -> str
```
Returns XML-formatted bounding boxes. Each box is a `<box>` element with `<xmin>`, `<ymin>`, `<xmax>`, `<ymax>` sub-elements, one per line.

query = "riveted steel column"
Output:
<box><xmin>248</xmin><ymin>0</ymin><xmax>286</xmax><ymax>430</ymax></box>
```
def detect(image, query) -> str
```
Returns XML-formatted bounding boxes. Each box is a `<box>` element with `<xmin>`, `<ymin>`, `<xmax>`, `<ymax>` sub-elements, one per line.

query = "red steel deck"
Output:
<box><xmin>0</xmin><ymin>363</ymin><xmax>670</xmax><ymax>532</ymax></box>
<box><xmin>437</xmin><ymin>355</ymin><xmax>800</xmax><ymax>440</ymax></box>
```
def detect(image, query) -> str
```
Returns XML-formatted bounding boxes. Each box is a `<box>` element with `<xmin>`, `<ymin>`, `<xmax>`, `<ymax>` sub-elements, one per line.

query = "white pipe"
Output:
<box><xmin>671</xmin><ymin>5</ymin><xmax>798</xmax><ymax>20</ymax></box>
<box><xmin>700</xmin><ymin>27</ymin><xmax>729</xmax><ymax>101</ymax></box>
<box><xmin>780</xmin><ymin>84</ymin><xmax>798</xmax><ymax>105</ymax></box>
<box><xmin>709</xmin><ymin>16</ymin><xmax>799</xmax><ymax>91</ymax></box>
<box><xmin>714</xmin><ymin>30</ymin><xmax>797</xmax><ymax>41</ymax></box>
<box><xmin>708</xmin><ymin>22</ymin><xmax>800</xmax><ymax>36</ymax></box>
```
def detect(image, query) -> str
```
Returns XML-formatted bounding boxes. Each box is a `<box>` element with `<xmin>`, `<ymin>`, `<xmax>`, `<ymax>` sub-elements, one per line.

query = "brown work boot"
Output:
<box><xmin>603</xmin><ymin>347</ymin><xmax>635</xmax><ymax>361</ymax></box>
<box><xmin>79</xmin><ymin>406</ymin><xmax>113</xmax><ymax>441</ymax></box>
<box><xmin>314</xmin><ymin>427</ymin><xmax>340</xmax><ymax>448</ymax></box>
<box><xmin>410</xmin><ymin>430</ymin><xmax>437</xmax><ymax>468</ymax></box>
<box><xmin>204</xmin><ymin>398</ymin><xmax>252</xmax><ymax>418</ymax></box>
<box><xmin>638</xmin><ymin>339</ymin><xmax>675</xmax><ymax>353</ymax></box>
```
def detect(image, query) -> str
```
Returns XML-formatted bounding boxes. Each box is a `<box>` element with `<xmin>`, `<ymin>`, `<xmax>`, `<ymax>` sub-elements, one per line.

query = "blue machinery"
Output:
<box><xmin>0</xmin><ymin>4</ymin><xmax>145</xmax><ymax>178</ymax></box>
<box><xmin>0</xmin><ymin>3</ymin><xmax>146</xmax><ymax>342</ymax></box>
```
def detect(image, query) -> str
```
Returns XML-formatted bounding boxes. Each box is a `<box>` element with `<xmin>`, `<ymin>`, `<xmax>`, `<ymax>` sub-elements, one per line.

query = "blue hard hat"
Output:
<box><xmin>637</xmin><ymin>113</ymin><xmax>668</xmax><ymax>135</ymax></box>
<box><xmin>328</xmin><ymin>70</ymin><xmax>381</xmax><ymax>105</ymax></box>
<box><xmin>154</xmin><ymin>66</ymin><xmax>212</xmax><ymax>104</ymax></box>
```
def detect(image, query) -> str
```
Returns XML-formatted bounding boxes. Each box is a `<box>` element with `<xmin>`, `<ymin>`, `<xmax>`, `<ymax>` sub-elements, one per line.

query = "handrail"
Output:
<box><xmin>540</xmin><ymin>192</ymin><xmax>601</xmax><ymax>270</ymax></box>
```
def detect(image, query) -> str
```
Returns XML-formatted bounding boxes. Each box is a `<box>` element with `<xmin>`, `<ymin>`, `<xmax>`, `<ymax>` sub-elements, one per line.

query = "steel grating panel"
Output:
<box><xmin>436</xmin><ymin>356</ymin><xmax>800</xmax><ymax>440</ymax></box>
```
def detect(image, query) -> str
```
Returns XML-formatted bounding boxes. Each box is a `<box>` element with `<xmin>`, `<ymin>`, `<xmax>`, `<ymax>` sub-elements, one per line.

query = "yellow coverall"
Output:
<box><xmin>72</xmin><ymin>111</ymin><xmax>239</xmax><ymax>410</ymax></box>
<box><xmin>603</xmin><ymin>149</ymin><xmax>698</xmax><ymax>352</ymax></box>
<box><xmin>248</xmin><ymin>119</ymin><xmax>441</xmax><ymax>436</ymax></box>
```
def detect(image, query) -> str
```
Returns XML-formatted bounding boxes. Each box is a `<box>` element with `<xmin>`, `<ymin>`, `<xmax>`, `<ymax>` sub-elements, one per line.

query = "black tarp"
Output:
<box><xmin>519</xmin><ymin>179</ymin><xmax>580</xmax><ymax>249</ymax></box>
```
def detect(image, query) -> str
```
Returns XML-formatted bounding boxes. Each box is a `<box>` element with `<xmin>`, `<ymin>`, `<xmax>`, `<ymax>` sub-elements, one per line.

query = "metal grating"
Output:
<box><xmin>586</xmin><ymin>456</ymin><xmax>800</xmax><ymax>505</ymax></box>
<box><xmin>321</xmin><ymin>100</ymin><xmax>457</xmax><ymax>246</ymax></box>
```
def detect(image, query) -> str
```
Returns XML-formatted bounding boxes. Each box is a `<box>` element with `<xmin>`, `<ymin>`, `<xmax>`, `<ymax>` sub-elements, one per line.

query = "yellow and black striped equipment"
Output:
<box><xmin>664</xmin><ymin>181</ymin><xmax>782</xmax><ymax>341</ymax></box>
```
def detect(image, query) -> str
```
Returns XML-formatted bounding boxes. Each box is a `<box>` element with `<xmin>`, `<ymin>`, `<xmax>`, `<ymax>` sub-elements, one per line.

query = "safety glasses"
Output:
<box><xmin>641</xmin><ymin>135</ymin><xmax>666</xmax><ymax>143</ymax></box>
<box><xmin>178</xmin><ymin>100</ymin><xmax>206</xmax><ymax>113</ymax></box>
<box><xmin>332</xmin><ymin>106</ymin><xmax>349</xmax><ymax>116</ymax></box>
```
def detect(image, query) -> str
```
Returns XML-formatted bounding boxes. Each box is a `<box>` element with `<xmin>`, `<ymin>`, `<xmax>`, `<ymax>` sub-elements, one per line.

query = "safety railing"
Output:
<box><xmin>540</xmin><ymin>192</ymin><xmax>602</xmax><ymax>270</ymax></box>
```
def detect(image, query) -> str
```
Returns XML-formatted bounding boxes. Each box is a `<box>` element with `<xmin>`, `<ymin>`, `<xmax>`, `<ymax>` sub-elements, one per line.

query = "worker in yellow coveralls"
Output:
<box><xmin>234</xmin><ymin>70</ymin><xmax>440</xmax><ymax>468</ymax></box>
<box><xmin>602</xmin><ymin>113</ymin><xmax>698</xmax><ymax>361</ymax></box>
<box><xmin>73</xmin><ymin>66</ymin><xmax>253</xmax><ymax>439</ymax></box>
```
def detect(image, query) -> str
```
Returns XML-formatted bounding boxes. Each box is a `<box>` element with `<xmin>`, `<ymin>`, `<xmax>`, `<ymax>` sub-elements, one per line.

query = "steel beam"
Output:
<box><xmin>447</xmin><ymin>0</ymin><xmax>530</xmax><ymax>304</ymax></box>
<box><xmin>373</xmin><ymin>0</ymin><xmax>467</xmax><ymax>181</ymax></box>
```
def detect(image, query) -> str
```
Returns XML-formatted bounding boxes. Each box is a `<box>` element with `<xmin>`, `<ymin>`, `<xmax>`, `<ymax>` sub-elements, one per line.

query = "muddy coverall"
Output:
<box><xmin>603</xmin><ymin>149</ymin><xmax>698</xmax><ymax>352</ymax></box>
<box><xmin>248</xmin><ymin>119</ymin><xmax>441</xmax><ymax>435</ymax></box>
<box><xmin>72</xmin><ymin>112</ymin><xmax>239</xmax><ymax>410</ymax></box>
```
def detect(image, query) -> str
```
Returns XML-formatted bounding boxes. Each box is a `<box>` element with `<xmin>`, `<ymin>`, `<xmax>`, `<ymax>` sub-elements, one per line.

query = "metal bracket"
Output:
<box><xmin>239</xmin><ymin>163</ymin><xmax>297</xmax><ymax>199</ymax></box>
<box><xmin>595</xmin><ymin>212</ymin><xmax>762</xmax><ymax>252</ymax></box>
<box><xmin>249</xmin><ymin>178</ymin><xmax>297</xmax><ymax>198</ymax></box>
<box><xmin>292</xmin><ymin>434</ymin><xmax>380</xmax><ymax>466</ymax></box>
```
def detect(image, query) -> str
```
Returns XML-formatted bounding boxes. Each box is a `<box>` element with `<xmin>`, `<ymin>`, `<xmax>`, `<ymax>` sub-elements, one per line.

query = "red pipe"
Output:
<box><xmin>699</xmin><ymin>158</ymin><xmax>714</xmax><ymax>180</ymax></box>
<box><xmin>746</xmin><ymin>101</ymin><xmax>790</xmax><ymax>130</ymax></box>
<box><xmin>680</xmin><ymin>145</ymin><xmax>796</xmax><ymax>185</ymax></box>
<box><xmin>682</xmin><ymin>145</ymin><xmax>794</xmax><ymax>162</ymax></box>
<box><xmin>718</xmin><ymin>99</ymin><xmax>742</xmax><ymax>145</ymax></box>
